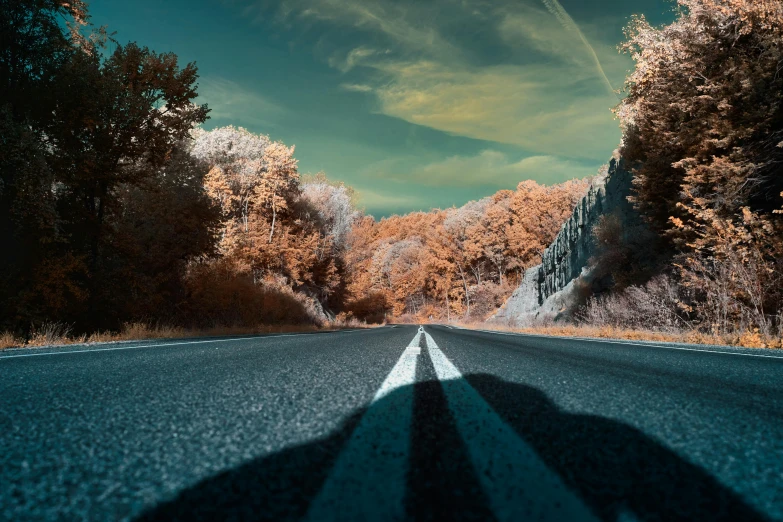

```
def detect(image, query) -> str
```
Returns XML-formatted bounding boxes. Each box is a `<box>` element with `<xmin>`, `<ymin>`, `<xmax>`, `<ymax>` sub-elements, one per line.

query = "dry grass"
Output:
<box><xmin>0</xmin><ymin>319</ymin><xmax>375</xmax><ymax>351</ymax></box>
<box><xmin>461</xmin><ymin>322</ymin><xmax>783</xmax><ymax>349</ymax></box>
<box><xmin>0</xmin><ymin>331</ymin><xmax>22</xmax><ymax>349</ymax></box>
<box><xmin>331</xmin><ymin>315</ymin><xmax>378</xmax><ymax>329</ymax></box>
<box><xmin>27</xmin><ymin>322</ymin><xmax>79</xmax><ymax>347</ymax></box>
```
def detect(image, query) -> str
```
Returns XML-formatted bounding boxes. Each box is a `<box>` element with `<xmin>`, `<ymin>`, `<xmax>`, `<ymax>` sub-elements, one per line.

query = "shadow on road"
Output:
<box><xmin>138</xmin><ymin>374</ymin><xmax>767</xmax><ymax>522</ymax></box>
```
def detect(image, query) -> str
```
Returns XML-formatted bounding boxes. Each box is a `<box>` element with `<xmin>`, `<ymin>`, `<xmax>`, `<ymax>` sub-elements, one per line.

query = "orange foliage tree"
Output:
<box><xmin>189</xmin><ymin>126</ymin><xmax>352</xmax><ymax>323</ymax></box>
<box><xmin>617</xmin><ymin>0</ymin><xmax>783</xmax><ymax>334</ymax></box>
<box><xmin>344</xmin><ymin>179</ymin><xmax>588</xmax><ymax>322</ymax></box>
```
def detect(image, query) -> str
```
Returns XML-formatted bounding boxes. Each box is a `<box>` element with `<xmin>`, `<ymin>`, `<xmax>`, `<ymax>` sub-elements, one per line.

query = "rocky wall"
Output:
<box><xmin>493</xmin><ymin>152</ymin><xmax>642</xmax><ymax>324</ymax></box>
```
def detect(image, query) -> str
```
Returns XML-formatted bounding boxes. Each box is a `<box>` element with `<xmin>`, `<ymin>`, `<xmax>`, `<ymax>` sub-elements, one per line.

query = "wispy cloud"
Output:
<box><xmin>256</xmin><ymin>0</ymin><xmax>627</xmax><ymax>159</ymax></box>
<box><xmin>540</xmin><ymin>0</ymin><xmax>617</xmax><ymax>95</ymax></box>
<box><xmin>364</xmin><ymin>150</ymin><xmax>596</xmax><ymax>188</ymax></box>
<box><xmin>274</xmin><ymin>0</ymin><xmax>461</xmax><ymax>60</ymax></box>
<box><xmin>341</xmin><ymin>83</ymin><xmax>374</xmax><ymax>92</ymax></box>
<box><xmin>198</xmin><ymin>76</ymin><xmax>284</xmax><ymax>128</ymax></box>
<box><xmin>354</xmin><ymin>186</ymin><xmax>428</xmax><ymax>214</ymax></box>
<box><xmin>352</xmin><ymin>60</ymin><xmax>620</xmax><ymax>160</ymax></box>
<box><xmin>328</xmin><ymin>46</ymin><xmax>386</xmax><ymax>72</ymax></box>
<box><xmin>245</xmin><ymin>0</ymin><xmax>629</xmax><ymax>161</ymax></box>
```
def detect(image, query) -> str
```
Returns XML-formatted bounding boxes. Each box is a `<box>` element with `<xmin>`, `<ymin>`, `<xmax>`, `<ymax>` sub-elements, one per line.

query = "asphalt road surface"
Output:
<box><xmin>1</xmin><ymin>325</ymin><xmax>782</xmax><ymax>521</ymax></box>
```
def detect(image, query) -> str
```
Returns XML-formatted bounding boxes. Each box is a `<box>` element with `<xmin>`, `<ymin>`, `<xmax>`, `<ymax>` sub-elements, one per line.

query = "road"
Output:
<box><xmin>1</xmin><ymin>325</ymin><xmax>781</xmax><ymax>521</ymax></box>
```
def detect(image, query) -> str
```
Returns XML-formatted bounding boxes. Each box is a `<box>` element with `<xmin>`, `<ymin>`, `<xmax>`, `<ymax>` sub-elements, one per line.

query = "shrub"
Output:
<box><xmin>578</xmin><ymin>275</ymin><xmax>691</xmax><ymax>332</ymax></box>
<box><xmin>589</xmin><ymin>213</ymin><xmax>663</xmax><ymax>291</ymax></box>
<box><xmin>27</xmin><ymin>322</ymin><xmax>74</xmax><ymax>346</ymax></box>
<box><xmin>182</xmin><ymin>260</ymin><xmax>322</xmax><ymax>328</ymax></box>
<box><xmin>0</xmin><ymin>332</ymin><xmax>21</xmax><ymax>349</ymax></box>
<box><xmin>465</xmin><ymin>282</ymin><xmax>512</xmax><ymax>322</ymax></box>
<box><xmin>344</xmin><ymin>291</ymin><xmax>390</xmax><ymax>324</ymax></box>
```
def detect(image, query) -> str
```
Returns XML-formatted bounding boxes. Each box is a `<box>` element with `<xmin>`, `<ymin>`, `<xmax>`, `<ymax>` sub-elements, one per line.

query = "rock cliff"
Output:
<box><xmin>493</xmin><ymin>152</ymin><xmax>643</xmax><ymax>324</ymax></box>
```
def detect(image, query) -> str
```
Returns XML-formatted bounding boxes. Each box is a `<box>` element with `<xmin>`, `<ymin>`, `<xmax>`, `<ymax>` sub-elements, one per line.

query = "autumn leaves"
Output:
<box><xmin>343</xmin><ymin>180</ymin><xmax>589</xmax><ymax>322</ymax></box>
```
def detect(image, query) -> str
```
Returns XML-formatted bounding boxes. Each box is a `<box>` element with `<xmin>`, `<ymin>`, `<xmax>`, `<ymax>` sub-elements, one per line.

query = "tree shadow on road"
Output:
<box><xmin>137</xmin><ymin>375</ymin><xmax>768</xmax><ymax>522</ymax></box>
<box><xmin>466</xmin><ymin>374</ymin><xmax>768</xmax><ymax>522</ymax></box>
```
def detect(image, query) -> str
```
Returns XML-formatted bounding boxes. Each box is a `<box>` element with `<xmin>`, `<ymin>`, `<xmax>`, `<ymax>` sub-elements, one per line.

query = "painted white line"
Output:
<box><xmin>304</xmin><ymin>345</ymin><xmax>418</xmax><ymax>522</ymax></box>
<box><xmin>0</xmin><ymin>330</ymin><xmax>361</xmax><ymax>360</ymax></box>
<box><xmin>461</xmin><ymin>328</ymin><xmax>783</xmax><ymax>360</ymax></box>
<box><xmin>565</xmin><ymin>336</ymin><xmax>783</xmax><ymax>360</ymax></box>
<box><xmin>424</xmin><ymin>330</ymin><xmax>599</xmax><ymax>522</ymax></box>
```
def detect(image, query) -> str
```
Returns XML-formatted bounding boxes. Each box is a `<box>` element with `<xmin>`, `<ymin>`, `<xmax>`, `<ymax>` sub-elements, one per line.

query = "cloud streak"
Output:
<box><xmin>540</xmin><ymin>0</ymin><xmax>617</xmax><ymax>96</ymax></box>
<box><xmin>356</xmin><ymin>60</ymin><xmax>620</xmax><ymax>160</ymax></box>
<box><xmin>262</xmin><ymin>0</ymin><xmax>628</xmax><ymax>159</ymax></box>
<box><xmin>354</xmin><ymin>186</ymin><xmax>429</xmax><ymax>214</ymax></box>
<box><xmin>364</xmin><ymin>150</ymin><xmax>596</xmax><ymax>188</ymax></box>
<box><xmin>198</xmin><ymin>76</ymin><xmax>284</xmax><ymax>128</ymax></box>
<box><xmin>243</xmin><ymin>0</ymin><xmax>629</xmax><ymax>165</ymax></box>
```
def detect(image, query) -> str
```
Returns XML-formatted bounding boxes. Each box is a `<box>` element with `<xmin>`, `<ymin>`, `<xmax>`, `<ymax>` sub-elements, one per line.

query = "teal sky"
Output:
<box><xmin>89</xmin><ymin>0</ymin><xmax>674</xmax><ymax>217</ymax></box>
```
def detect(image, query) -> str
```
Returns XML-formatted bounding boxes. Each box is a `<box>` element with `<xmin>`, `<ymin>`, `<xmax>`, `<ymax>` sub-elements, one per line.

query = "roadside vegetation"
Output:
<box><xmin>0</xmin><ymin>1</ymin><xmax>364</xmax><ymax>344</ymax></box>
<box><xmin>474</xmin><ymin>0</ymin><xmax>783</xmax><ymax>349</ymax></box>
<box><xmin>355</xmin><ymin>0</ymin><xmax>783</xmax><ymax>350</ymax></box>
<box><xmin>469</xmin><ymin>323</ymin><xmax>783</xmax><ymax>350</ymax></box>
<box><xmin>0</xmin><ymin>318</ymin><xmax>371</xmax><ymax>350</ymax></box>
<box><xmin>2</xmin><ymin>0</ymin><xmax>782</xmax><ymax>349</ymax></box>
<box><xmin>570</xmin><ymin>0</ymin><xmax>783</xmax><ymax>347</ymax></box>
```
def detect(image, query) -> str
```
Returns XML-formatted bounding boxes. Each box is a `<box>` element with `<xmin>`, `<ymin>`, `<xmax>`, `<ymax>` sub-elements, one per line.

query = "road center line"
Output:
<box><xmin>304</xmin><ymin>338</ymin><xmax>419</xmax><ymax>522</ymax></box>
<box><xmin>423</xmin><ymin>330</ymin><xmax>599</xmax><ymax>522</ymax></box>
<box><xmin>407</xmin><ymin>329</ymin><xmax>422</xmax><ymax>348</ymax></box>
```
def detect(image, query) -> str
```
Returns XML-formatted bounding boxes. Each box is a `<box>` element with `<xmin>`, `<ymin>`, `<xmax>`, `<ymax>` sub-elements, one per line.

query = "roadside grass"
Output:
<box><xmin>457</xmin><ymin>322</ymin><xmax>783</xmax><ymax>349</ymax></box>
<box><xmin>0</xmin><ymin>319</ymin><xmax>374</xmax><ymax>351</ymax></box>
<box><xmin>0</xmin><ymin>331</ymin><xmax>22</xmax><ymax>350</ymax></box>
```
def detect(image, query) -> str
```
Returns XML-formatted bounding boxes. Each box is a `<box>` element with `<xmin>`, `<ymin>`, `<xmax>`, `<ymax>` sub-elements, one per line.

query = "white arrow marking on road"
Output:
<box><xmin>423</xmin><ymin>330</ymin><xmax>600</xmax><ymax>522</ymax></box>
<box><xmin>304</xmin><ymin>338</ymin><xmax>419</xmax><ymax>522</ymax></box>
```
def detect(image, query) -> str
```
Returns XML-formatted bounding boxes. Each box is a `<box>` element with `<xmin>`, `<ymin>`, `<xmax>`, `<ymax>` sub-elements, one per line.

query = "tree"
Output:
<box><xmin>0</xmin><ymin>0</ymin><xmax>86</xmax><ymax>328</ymax></box>
<box><xmin>618</xmin><ymin>0</ymin><xmax>783</xmax><ymax>239</ymax></box>
<box><xmin>255</xmin><ymin>142</ymin><xmax>299</xmax><ymax>243</ymax></box>
<box><xmin>191</xmin><ymin>125</ymin><xmax>271</xmax><ymax>230</ymax></box>
<box><xmin>617</xmin><ymin>0</ymin><xmax>783</xmax><ymax>334</ymax></box>
<box><xmin>95</xmin><ymin>143</ymin><xmax>220</xmax><ymax>327</ymax></box>
<box><xmin>300</xmin><ymin>175</ymin><xmax>359</xmax><ymax>252</ymax></box>
<box><xmin>0</xmin><ymin>0</ymin><xmax>212</xmax><ymax>331</ymax></box>
<box><xmin>191</xmin><ymin>126</ymin><xmax>353</xmax><ymax>315</ymax></box>
<box><xmin>49</xmin><ymin>41</ymin><xmax>208</xmax><ymax>270</ymax></box>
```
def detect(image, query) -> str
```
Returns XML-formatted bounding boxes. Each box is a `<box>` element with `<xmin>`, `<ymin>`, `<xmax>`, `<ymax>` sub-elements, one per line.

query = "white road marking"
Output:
<box><xmin>423</xmin><ymin>330</ymin><xmax>599</xmax><ymax>522</ymax></box>
<box><xmin>452</xmin><ymin>327</ymin><xmax>783</xmax><ymax>360</ymax></box>
<box><xmin>564</xmin><ymin>336</ymin><xmax>783</xmax><ymax>359</ymax></box>
<box><xmin>0</xmin><ymin>331</ymin><xmax>362</xmax><ymax>360</ymax></box>
<box><xmin>304</xmin><ymin>338</ymin><xmax>419</xmax><ymax>522</ymax></box>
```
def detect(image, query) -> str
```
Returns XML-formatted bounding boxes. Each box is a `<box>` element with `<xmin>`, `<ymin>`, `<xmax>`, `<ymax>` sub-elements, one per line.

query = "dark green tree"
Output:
<box><xmin>0</xmin><ymin>0</ymin><xmax>214</xmax><ymax>331</ymax></box>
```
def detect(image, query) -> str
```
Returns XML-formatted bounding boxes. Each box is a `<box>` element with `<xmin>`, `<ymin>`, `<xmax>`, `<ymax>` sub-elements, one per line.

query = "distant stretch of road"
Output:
<box><xmin>1</xmin><ymin>325</ymin><xmax>781</xmax><ymax>521</ymax></box>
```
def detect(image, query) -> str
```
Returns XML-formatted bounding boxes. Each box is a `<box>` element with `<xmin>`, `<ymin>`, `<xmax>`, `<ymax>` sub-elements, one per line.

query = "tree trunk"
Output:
<box><xmin>268</xmin><ymin>198</ymin><xmax>277</xmax><ymax>243</ymax></box>
<box><xmin>243</xmin><ymin>197</ymin><xmax>249</xmax><ymax>232</ymax></box>
<box><xmin>458</xmin><ymin>265</ymin><xmax>470</xmax><ymax>318</ymax></box>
